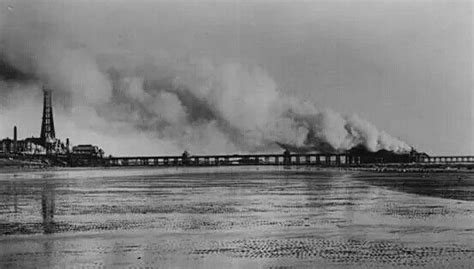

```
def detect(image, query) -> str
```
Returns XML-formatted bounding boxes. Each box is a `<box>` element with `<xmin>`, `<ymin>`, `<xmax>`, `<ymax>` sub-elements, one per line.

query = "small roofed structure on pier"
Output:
<box><xmin>182</xmin><ymin>150</ymin><xmax>190</xmax><ymax>165</ymax></box>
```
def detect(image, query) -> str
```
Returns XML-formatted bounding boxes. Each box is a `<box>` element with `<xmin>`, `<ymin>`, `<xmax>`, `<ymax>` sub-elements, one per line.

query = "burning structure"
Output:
<box><xmin>277</xmin><ymin>139</ymin><xmax>429</xmax><ymax>164</ymax></box>
<box><xmin>346</xmin><ymin>146</ymin><xmax>429</xmax><ymax>164</ymax></box>
<box><xmin>0</xmin><ymin>85</ymin><xmax>428</xmax><ymax>166</ymax></box>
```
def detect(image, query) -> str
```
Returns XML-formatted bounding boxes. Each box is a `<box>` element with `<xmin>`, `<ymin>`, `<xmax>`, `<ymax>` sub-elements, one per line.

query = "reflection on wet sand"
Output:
<box><xmin>41</xmin><ymin>182</ymin><xmax>55</xmax><ymax>234</ymax></box>
<box><xmin>0</xmin><ymin>167</ymin><xmax>473</xmax><ymax>268</ymax></box>
<box><xmin>354</xmin><ymin>172</ymin><xmax>474</xmax><ymax>201</ymax></box>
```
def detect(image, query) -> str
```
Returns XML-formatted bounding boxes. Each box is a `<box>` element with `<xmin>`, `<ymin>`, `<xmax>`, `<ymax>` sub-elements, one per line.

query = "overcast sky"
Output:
<box><xmin>0</xmin><ymin>0</ymin><xmax>472</xmax><ymax>155</ymax></box>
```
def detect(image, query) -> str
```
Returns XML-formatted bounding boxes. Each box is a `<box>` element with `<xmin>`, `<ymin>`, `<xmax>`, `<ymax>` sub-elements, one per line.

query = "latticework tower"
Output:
<box><xmin>40</xmin><ymin>88</ymin><xmax>56</xmax><ymax>145</ymax></box>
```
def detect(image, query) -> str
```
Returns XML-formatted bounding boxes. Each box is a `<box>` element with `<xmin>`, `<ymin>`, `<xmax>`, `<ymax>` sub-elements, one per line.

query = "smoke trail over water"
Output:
<box><xmin>0</xmin><ymin>1</ymin><xmax>411</xmax><ymax>155</ymax></box>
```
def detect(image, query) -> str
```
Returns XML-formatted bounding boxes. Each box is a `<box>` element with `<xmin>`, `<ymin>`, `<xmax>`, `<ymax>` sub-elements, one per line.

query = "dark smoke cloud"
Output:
<box><xmin>0</xmin><ymin>0</ymin><xmax>412</xmax><ymax>155</ymax></box>
<box><xmin>0</xmin><ymin>58</ymin><xmax>33</xmax><ymax>81</ymax></box>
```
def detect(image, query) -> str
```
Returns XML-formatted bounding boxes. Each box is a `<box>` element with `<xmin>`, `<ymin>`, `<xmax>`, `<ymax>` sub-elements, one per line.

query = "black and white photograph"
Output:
<box><xmin>0</xmin><ymin>0</ymin><xmax>473</xmax><ymax>268</ymax></box>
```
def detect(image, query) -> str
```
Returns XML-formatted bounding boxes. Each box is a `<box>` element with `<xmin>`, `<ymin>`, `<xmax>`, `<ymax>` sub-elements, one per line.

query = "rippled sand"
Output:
<box><xmin>0</xmin><ymin>167</ymin><xmax>473</xmax><ymax>268</ymax></box>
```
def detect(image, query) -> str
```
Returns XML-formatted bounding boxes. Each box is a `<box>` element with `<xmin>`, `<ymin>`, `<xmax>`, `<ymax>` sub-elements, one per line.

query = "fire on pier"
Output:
<box><xmin>2</xmin><ymin>85</ymin><xmax>469</xmax><ymax>167</ymax></box>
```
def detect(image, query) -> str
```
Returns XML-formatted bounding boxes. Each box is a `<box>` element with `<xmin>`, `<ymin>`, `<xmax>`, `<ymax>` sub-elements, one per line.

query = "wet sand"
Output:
<box><xmin>0</xmin><ymin>166</ymin><xmax>473</xmax><ymax>268</ymax></box>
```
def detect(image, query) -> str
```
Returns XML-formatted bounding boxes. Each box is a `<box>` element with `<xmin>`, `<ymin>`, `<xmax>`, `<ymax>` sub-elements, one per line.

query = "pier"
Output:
<box><xmin>10</xmin><ymin>152</ymin><xmax>474</xmax><ymax>167</ymax></box>
<box><xmin>105</xmin><ymin>153</ymin><xmax>360</xmax><ymax>167</ymax></box>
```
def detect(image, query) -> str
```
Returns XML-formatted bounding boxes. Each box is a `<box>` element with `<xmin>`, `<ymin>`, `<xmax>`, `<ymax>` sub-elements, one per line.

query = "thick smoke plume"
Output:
<box><xmin>0</xmin><ymin>1</ymin><xmax>411</xmax><ymax>155</ymax></box>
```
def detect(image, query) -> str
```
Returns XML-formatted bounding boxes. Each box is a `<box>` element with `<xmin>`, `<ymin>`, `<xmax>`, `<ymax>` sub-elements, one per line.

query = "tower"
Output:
<box><xmin>40</xmin><ymin>87</ymin><xmax>56</xmax><ymax>146</ymax></box>
<box><xmin>13</xmin><ymin>126</ymin><xmax>17</xmax><ymax>153</ymax></box>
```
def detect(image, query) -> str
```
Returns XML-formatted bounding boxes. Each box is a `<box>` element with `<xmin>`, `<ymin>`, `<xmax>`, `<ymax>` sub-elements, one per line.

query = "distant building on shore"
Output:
<box><xmin>72</xmin><ymin>144</ymin><xmax>104</xmax><ymax>158</ymax></box>
<box><xmin>0</xmin><ymin>134</ymin><xmax>46</xmax><ymax>155</ymax></box>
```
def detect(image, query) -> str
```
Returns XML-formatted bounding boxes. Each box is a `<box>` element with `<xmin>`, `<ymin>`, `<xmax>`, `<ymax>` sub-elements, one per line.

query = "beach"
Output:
<box><xmin>0</xmin><ymin>167</ymin><xmax>473</xmax><ymax>268</ymax></box>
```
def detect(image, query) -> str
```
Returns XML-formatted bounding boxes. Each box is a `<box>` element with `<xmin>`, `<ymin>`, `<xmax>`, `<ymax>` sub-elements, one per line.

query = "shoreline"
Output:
<box><xmin>1</xmin><ymin>162</ymin><xmax>474</xmax><ymax>175</ymax></box>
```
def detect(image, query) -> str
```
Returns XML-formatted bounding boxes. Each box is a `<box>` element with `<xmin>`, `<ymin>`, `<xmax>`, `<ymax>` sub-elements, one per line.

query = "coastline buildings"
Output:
<box><xmin>0</xmin><ymin>131</ymin><xmax>47</xmax><ymax>154</ymax></box>
<box><xmin>0</xmin><ymin>87</ymin><xmax>67</xmax><ymax>155</ymax></box>
<box><xmin>0</xmin><ymin>86</ymin><xmax>100</xmax><ymax>156</ymax></box>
